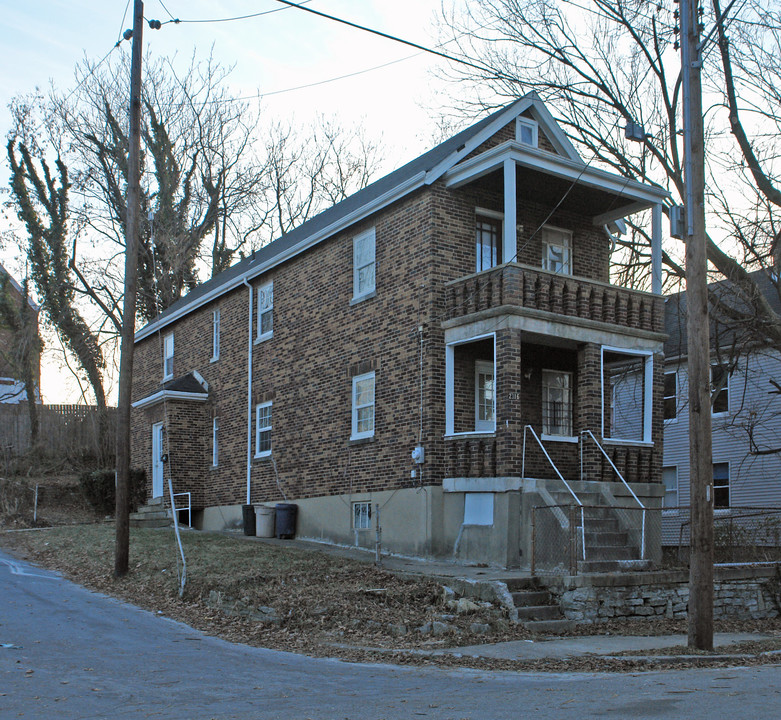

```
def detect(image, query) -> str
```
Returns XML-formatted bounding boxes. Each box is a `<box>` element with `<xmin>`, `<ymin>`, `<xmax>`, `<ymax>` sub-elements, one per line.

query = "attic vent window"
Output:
<box><xmin>516</xmin><ymin>117</ymin><xmax>538</xmax><ymax>147</ymax></box>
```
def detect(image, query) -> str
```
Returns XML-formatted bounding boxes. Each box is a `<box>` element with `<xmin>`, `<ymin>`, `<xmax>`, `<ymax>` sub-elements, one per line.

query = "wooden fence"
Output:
<box><xmin>0</xmin><ymin>404</ymin><xmax>116</xmax><ymax>461</ymax></box>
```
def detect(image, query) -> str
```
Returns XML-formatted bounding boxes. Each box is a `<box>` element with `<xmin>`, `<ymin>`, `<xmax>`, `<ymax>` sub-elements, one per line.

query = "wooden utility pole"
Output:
<box><xmin>115</xmin><ymin>0</ymin><xmax>144</xmax><ymax>577</ymax></box>
<box><xmin>680</xmin><ymin>0</ymin><xmax>714</xmax><ymax>650</ymax></box>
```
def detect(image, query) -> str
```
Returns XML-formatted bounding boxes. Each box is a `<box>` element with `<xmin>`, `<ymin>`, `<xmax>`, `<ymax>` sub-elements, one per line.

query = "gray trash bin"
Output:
<box><xmin>255</xmin><ymin>505</ymin><xmax>275</xmax><ymax>537</ymax></box>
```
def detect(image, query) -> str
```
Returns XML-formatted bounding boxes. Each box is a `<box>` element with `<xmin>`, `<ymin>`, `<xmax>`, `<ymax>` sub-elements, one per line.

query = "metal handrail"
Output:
<box><xmin>167</xmin><ymin>491</ymin><xmax>192</xmax><ymax>528</ymax></box>
<box><xmin>579</xmin><ymin>429</ymin><xmax>646</xmax><ymax>558</ymax></box>
<box><xmin>522</xmin><ymin>425</ymin><xmax>585</xmax><ymax>560</ymax></box>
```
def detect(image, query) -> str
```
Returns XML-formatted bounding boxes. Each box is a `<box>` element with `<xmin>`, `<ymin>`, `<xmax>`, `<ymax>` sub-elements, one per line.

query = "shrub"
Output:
<box><xmin>79</xmin><ymin>469</ymin><xmax>146</xmax><ymax>516</ymax></box>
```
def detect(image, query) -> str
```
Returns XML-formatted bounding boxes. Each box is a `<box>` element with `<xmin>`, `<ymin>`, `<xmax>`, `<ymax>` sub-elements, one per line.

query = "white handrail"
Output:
<box><xmin>579</xmin><ymin>430</ymin><xmax>646</xmax><ymax>559</ymax></box>
<box><xmin>523</xmin><ymin>425</ymin><xmax>585</xmax><ymax>561</ymax></box>
<box><xmin>168</xmin><ymin>491</ymin><xmax>192</xmax><ymax>528</ymax></box>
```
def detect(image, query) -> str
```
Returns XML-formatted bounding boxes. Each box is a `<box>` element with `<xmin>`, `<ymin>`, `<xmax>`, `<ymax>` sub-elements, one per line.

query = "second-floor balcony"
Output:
<box><xmin>444</xmin><ymin>263</ymin><xmax>665</xmax><ymax>335</ymax></box>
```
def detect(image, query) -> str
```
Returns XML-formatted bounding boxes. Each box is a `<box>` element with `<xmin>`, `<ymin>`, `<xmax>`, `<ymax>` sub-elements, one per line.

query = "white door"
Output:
<box><xmin>151</xmin><ymin>422</ymin><xmax>164</xmax><ymax>498</ymax></box>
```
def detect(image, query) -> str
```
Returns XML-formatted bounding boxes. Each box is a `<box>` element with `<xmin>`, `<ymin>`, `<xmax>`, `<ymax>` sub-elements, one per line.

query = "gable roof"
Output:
<box><xmin>135</xmin><ymin>93</ymin><xmax>665</xmax><ymax>341</ymax></box>
<box><xmin>0</xmin><ymin>262</ymin><xmax>39</xmax><ymax>313</ymax></box>
<box><xmin>665</xmin><ymin>270</ymin><xmax>781</xmax><ymax>358</ymax></box>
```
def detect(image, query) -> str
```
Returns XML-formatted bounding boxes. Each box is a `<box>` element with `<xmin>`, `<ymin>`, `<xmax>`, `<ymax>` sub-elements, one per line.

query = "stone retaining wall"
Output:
<box><xmin>544</xmin><ymin>566</ymin><xmax>781</xmax><ymax>624</ymax></box>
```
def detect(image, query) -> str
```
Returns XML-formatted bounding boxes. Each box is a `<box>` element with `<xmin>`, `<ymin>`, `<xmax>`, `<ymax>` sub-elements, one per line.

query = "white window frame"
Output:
<box><xmin>352</xmin><ymin>228</ymin><xmax>376</xmax><ymax>302</ymax></box>
<box><xmin>352</xmin><ymin>501</ymin><xmax>372</xmax><ymax>530</ymax></box>
<box><xmin>474</xmin><ymin>360</ymin><xmax>496</xmax><ymax>432</ymax></box>
<box><xmin>256</xmin><ymin>281</ymin><xmax>273</xmax><ymax>343</ymax></box>
<box><xmin>351</xmin><ymin>371</ymin><xmax>375</xmax><ymax>440</ymax></box>
<box><xmin>211</xmin><ymin>309</ymin><xmax>220</xmax><ymax>362</ymax></box>
<box><xmin>663</xmin><ymin>370</ymin><xmax>677</xmax><ymax>422</ymax></box>
<box><xmin>516</xmin><ymin>117</ymin><xmax>539</xmax><ymax>147</ymax></box>
<box><xmin>212</xmin><ymin>416</ymin><xmax>219</xmax><ymax>467</ymax></box>
<box><xmin>255</xmin><ymin>401</ymin><xmax>272</xmax><ymax>458</ymax></box>
<box><xmin>445</xmin><ymin>333</ymin><xmax>496</xmax><ymax>437</ymax></box>
<box><xmin>163</xmin><ymin>333</ymin><xmax>174</xmax><ymax>380</ymax></box>
<box><xmin>541</xmin><ymin>225</ymin><xmax>572</xmax><ymax>275</ymax></box>
<box><xmin>541</xmin><ymin>369</ymin><xmax>573</xmax><ymax>438</ymax></box>
<box><xmin>711</xmin><ymin>363</ymin><xmax>730</xmax><ymax>416</ymax></box>
<box><xmin>601</xmin><ymin>346</ymin><xmax>654</xmax><ymax>444</ymax></box>
<box><xmin>662</xmin><ymin>465</ymin><xmax>678</xmax><ymax>513</ymax></box>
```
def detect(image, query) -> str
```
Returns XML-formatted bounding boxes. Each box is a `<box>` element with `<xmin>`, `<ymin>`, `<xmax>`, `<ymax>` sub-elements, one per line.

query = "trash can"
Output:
<box><xmin>241</xmin><ymin>504</ymin><xmax>256</xmax><ymax>536</ymax></box>
<box><xmin>275</xmin><ymin>503</ymin><xmax>298</xmax><ymax>539</ymax></box>
<box><xmin>255</xmin><ymin>505</ymin><xmax>275</xmax><ymax>538</ymax></box>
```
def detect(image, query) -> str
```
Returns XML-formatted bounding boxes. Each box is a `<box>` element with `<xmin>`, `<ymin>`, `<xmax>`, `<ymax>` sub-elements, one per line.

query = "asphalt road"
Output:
<box><xmin>2</xmin><ymin>548</ymin><xmax>780</xmax><ymax>719</ymax></box>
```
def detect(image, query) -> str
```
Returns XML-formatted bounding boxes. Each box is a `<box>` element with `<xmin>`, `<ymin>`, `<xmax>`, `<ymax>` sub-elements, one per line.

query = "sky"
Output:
<box><xmin>0</xmin><ymin>0</ymin><xmax>467</xmax><ymax>404</ymax></box>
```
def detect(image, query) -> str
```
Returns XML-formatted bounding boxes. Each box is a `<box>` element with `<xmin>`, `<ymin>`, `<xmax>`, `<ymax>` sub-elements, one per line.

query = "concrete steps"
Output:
<box><xmin>506</xmin><ymin>579</ymin><xmax>574</xmax><ymax>634</ymax></box>
<box><xmin>129</xmin><ymin>498</ymin><xmax>172</xmax><ymax>529</ymax></box>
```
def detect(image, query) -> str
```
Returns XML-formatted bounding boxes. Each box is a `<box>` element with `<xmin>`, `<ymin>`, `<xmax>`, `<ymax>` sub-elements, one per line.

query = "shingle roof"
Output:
<box><xmin>665</xmin><ymin>270</ymin><xmax>781</xmax><ymax>357</ymax></box>
<box><xmin>135</xmin><ymin>95</ymin><xmax>540</xmax><ymax>340</ymax></box>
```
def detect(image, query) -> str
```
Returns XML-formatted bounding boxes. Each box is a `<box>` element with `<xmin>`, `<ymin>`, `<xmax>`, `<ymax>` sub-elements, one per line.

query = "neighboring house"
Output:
<box><xmin>663</xmin><ymin>271</ymin><xmax>781</xmax><ymax>524</ymax></box>
<box><xmin>0</xmin><ymin>263</ymin><xmax>40</xmax><ymax>405</ymax></box>
<box><xmin>131</xmin><ymin>94</ymin><xmax>670</xmax><ymax>569</ymax></box>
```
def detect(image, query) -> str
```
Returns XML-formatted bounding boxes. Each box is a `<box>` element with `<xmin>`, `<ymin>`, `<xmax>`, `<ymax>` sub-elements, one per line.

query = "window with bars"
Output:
<box><xmin>542</xmin><ymin>369</ymin><xmax>572</xmax><ymax>436</ymax></box>
<box><xmin>476</xmin><ymin>214</ymin><xmax>503</xmax><ymax>272</ymax></box>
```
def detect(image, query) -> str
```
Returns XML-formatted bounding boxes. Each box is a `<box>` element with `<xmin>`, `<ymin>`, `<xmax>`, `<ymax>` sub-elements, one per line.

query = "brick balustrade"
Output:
<box><xmin>445</xmin><ymin>264</ymin><xmax>664</xmax><ymax>333</ymax></box>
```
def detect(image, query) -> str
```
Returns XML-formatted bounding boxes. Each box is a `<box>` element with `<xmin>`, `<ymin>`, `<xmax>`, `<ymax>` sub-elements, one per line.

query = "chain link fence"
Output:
<box><xmin>662</xmin><ymin>506</ymin><xmax>781</xmax><ymax>567</ymax></box>
<box><xmin>531</xmin><ymin>504</ymin><xmax>659</xmax><ymax>575</ymax></box>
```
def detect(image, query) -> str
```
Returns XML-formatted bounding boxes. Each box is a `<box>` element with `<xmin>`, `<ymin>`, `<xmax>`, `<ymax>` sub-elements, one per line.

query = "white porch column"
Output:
<box><xmin>503</xmin><ymin>158</ymin><xmax>517</xmax><ymax>263</ymax></box>
<box><xmin>651</xmin><ymin>202</ymin><xmax>663</xmax><ymax>294</ymax></box>
<box><xmin>445</xmin><ymin>343</ymin><xmax>454</xmax><ymax>436</ymax></box>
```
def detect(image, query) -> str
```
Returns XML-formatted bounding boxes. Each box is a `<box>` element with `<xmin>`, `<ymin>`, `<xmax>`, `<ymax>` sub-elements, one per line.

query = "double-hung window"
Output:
<box><xmin>353</xmin><ymin>501</ymin><xmax>372</xmax><ymax>530</ymax></box>
<box><xmin>541</xmin><ymin>226</ymin><xmax>572</xmax><ymax>275</ymax></box>
<box><xmin>211</xmin><ymin>309</ymin><xmax>220</xmax><ymax>362</ymax></box>
<box><xmin>713</xmin><ymin>462</ymin><xmax>730</xmax><ymax>508</ymax></box>
<box><xmin>542</xmin><ymin>369</ymin><xmax>573</xmax><ymax>437</ymax></box>
<box><xmin>353</xmin><ymin>228</ymin><xmax>376</xmax><ymax>301</ymax></box>
<box><xmin>163</xmin><ymin>333</ymin><xmax>174</xmax><ymax>380</ymax></box>
<box><xmin>257</xmin><ymin>282</ymin><xmax>273</xmax><ymax>342</ymax></box>
<box><xmin>476</xmin><ymin>213</ymin><xmax>503</xmax><ymax>272</ymax></box>
<box><xmin>662</xmin><ymin>466</ymin><xmax>678</xmax><ymax>510</ymax></box>
<box><xmin>351</xmin><ymin>372</ymin><xmax>375</xmax><ymax>440</ymax></box>
<box><xmin>663</xmin><ymin>371</ymin><xmax>677</xmax><ymax>420</ymax></box>
<box><xmin>255</xmin><ymin>402</ymin><xmax>272</xmax><ymax>457</ymax></box>
<box><xmin>711</xmin><ymin>364</ymin><xmax>729</xmax><ymax>415</ymax></box>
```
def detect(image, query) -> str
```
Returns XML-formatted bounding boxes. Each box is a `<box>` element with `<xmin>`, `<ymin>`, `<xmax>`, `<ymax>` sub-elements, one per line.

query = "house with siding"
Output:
<box><xmin>131</xmin><ymin>94</ymin><xmax>670</xmax><ymax>570</ymax></box>
<box><xmin>663</xmin><ymin>272</ymin><xmax>781</xmax><ymax>526</ymax></box>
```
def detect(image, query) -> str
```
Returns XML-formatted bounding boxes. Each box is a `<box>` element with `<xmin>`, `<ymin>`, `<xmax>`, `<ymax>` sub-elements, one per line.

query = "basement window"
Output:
<box><xmin>353</xmin><ymin>501</ymin><xmax>372</xmax><ymax>530</ymax></box>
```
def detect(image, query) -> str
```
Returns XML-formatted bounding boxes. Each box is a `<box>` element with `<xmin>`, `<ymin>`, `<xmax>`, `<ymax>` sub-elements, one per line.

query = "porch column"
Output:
<box><xmin>651</xmin><ymin>202</ymin><xmax>663</xmax><ymax>294</ymax></box>
<box><xmin>503</xmin><ymin>158</ymin><xmax>517</xmax><ymax>263</ymax></box>
<box><xmin>496</xmin><ymin>323</ymin><xmax>522</xmax><ymax>477</ymax></box>
<box><xmin>576</xmin><ymin>342</ymin><xmax>602</xmax><ymax>481</ymax></box>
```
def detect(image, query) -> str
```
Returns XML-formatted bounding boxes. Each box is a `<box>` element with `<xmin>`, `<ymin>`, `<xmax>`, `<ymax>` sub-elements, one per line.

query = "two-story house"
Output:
<box><xmin>663</xmin><ymin>271</ymin><xmax>781</xmax><ymax>525</ymax></box>
<box><xmin>131</xmin><ymin>94</ymin><xmax>669</xmax><ymax>569</ymax></box>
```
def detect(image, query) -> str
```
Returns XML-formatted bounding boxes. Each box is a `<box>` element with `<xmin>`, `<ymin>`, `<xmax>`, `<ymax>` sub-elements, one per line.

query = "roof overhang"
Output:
<box><xmin>442</xmin><ymin>140</ymin><xmax>670</xmax><ymax>221</ymax></box>
<box><xmin>131</xmin><ymin>389</ymin><xmax>209</xmax><ymax>410</ymax></box>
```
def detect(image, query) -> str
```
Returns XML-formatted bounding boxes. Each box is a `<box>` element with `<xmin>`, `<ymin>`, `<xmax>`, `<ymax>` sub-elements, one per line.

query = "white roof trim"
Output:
<box><xmin>135</xmin><ymin>170</ymin><xmax>427</xmax><ymax>341</ymax></box>
<box><xmin>131</xmin><ymin>389</ymin><xmax>209</xmax><ymax>410</ymax></box>
<box><xmin>444</xmin><ymin>140</ymin><xmax>669</xmax><ymax>208</ymax></box>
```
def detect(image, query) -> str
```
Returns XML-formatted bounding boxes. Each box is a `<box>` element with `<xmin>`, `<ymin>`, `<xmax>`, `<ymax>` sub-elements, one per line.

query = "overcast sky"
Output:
<box><xmin>0</xmin><ymin>0</ymin><xmax>471</xmax><ymax>403</ymax></box>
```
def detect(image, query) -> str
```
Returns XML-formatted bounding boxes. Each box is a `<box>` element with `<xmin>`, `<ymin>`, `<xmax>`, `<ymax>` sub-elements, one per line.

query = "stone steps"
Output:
<box><xmin>130</xmin><ymin>498</ymin><xmax>172</xmax><ymax>529</ymax></box>
<box><xmin>506</xmin><ymin>578</ymin><xmax>574</xmax><ymax>634</ymax></box>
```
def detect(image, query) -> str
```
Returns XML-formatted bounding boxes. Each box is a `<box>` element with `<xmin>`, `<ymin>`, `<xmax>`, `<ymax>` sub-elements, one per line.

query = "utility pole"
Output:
<box><xmin>680</xmin><ymin>0</ymin><xmax>714</xmax><ymax>650</ymax></box>
<box><xmin>115</xmin><ymin>0</ymin><xmax>144</xmax><ymax>577</ymax></box>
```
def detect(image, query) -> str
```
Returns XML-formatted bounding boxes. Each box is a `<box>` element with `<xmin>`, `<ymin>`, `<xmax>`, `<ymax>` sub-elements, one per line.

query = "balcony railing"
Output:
<box><xmin>444</xmin><ymin>263</ymin><xmax>664</xmax><ymax>333</ymax></box>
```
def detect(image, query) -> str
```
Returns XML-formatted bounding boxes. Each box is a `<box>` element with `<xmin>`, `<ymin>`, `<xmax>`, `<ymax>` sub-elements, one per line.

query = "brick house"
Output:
<box><xmin>131</xmin><ymin>94</ymin><xmax>669</xmax><ymax>569</ymax></box>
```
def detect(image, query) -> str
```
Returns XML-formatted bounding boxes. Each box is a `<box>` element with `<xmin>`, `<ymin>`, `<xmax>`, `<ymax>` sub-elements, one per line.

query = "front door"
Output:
<box><xmin>151</xmin><ymin>422</ymin><xmax>164</xmax><ymax>499</ymax></box>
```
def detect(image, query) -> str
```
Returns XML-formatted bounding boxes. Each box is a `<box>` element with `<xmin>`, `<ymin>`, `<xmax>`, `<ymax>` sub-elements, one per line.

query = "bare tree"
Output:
<box><xmin>437</xmin><ymin>0</ymin><xmax>781</xmax><ymax>347</ymax></box>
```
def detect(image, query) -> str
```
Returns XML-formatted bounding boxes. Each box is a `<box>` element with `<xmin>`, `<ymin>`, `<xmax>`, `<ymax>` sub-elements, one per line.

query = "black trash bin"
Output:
<box><xmin>242</xmin><ymin>504</ymin><xmax>256</xmax><ymax>536</ymax></box>
<box><xmin>275</xmin><ymin>503</ymin><xmax>298</xmax><ymax>539</ymax></box>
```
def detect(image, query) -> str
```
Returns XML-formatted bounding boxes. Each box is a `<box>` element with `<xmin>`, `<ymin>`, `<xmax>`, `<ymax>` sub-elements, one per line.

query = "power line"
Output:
<box><xmin>162</xmin><ymin>0</ymin><xmax>314</xmax><ymax>25</ymax></box>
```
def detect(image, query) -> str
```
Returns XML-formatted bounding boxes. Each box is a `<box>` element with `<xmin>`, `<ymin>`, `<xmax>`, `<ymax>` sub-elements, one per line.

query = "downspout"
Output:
<box><xmin>243</xmin><ymin>279</ymin><xmax>254</xmax><ymax>506</ymax></box>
